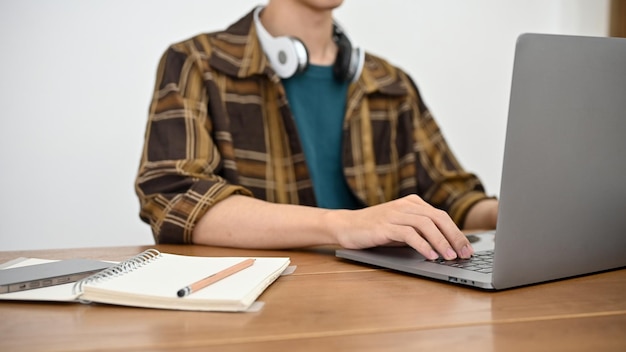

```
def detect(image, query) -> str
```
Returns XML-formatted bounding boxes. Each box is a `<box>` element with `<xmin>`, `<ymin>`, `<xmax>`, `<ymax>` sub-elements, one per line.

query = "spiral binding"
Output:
<box><xmin>72</xmin><ymin>249</ymin><xmax>162</xmax><ymax>295</ymax></box>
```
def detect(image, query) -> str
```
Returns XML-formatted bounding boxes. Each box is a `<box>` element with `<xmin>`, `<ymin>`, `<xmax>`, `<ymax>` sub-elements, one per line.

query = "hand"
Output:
<box><xmin>328</xmin><ymin>195</ymin><xmax>474</xmax><ymax>260</ymax></box>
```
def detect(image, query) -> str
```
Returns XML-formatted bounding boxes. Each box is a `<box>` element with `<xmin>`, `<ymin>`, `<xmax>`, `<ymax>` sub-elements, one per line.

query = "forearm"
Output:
<box><xmin>192</xmin><ymin>194</ymin><xmax>477</xmax><ymax>261</ymax></box>
<box><xmin>463</xmin><ymin>198</ymin><xmax>499</xmax><ymax>230</ymax></box>
<box><xmin>192</xmin><ymin>195</ymin><xmax>338</xmax><ymax>248</ymax></box>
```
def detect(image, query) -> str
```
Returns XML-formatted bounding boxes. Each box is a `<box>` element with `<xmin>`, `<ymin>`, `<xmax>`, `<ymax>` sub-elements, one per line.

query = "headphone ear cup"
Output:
<box><xmin>333</xmin><ymin>32</ymin><xmax>353</xmax><ymax>82</ymax></box>
<box><xmin>261</xmin><ymin>36</ymin><xmax>309</xmax><ymax>79</ymax></box>
<box><xmin>254</xmin><ymin>6</ymin><xmax>309</xmax><ymax>79</ymax></box>
<box><xmin>289</xmin><ymin>37</ymin><xmax>309</xmax><ymax>76</ymax></box>
<box><xmin>332</xmin><ymin>25</ymin><xmax>364</xmax><ymax>83</ymax></box>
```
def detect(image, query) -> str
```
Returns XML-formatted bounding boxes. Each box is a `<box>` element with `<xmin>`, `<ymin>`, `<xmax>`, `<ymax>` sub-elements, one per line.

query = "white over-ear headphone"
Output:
<box><xmin>253</xmin><ymin>6</ymin><xmax>364</xmax><ymax>83</ymax></box>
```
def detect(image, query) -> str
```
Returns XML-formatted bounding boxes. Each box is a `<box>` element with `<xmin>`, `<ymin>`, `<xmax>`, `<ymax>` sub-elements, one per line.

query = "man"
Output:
<box><xmin>135</xmin><ymin>0</ymin><xmax>498</xmax><ymax>260</ymax></box>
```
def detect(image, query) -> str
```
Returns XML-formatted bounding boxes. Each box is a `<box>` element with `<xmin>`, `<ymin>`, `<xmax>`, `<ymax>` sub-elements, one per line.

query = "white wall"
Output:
<box><xmin>0</xmin><ymin>0</ymin><xmax>609</xmax><ymax>251</ymax></box>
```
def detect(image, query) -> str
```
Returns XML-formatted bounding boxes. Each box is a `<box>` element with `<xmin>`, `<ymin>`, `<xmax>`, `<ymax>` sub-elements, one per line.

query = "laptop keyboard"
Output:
<box><xmin>430</xmin><ymin>250</ymin><xmax>494</xmax><ymax>273</ymax></box>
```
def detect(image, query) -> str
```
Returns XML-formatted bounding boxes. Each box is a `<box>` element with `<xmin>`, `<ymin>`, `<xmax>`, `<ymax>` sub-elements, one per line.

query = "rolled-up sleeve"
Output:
<box><xmin>135</xmin><ymin>45</ymin><xmax>252</xmax><ymax>244</ymax></box>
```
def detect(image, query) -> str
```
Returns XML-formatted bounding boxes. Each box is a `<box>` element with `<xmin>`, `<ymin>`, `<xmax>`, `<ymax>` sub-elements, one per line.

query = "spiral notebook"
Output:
<box><xmin>0</xmin><ymin>249</ymin><xmax>291</xmax><ymax>312</ymax></box>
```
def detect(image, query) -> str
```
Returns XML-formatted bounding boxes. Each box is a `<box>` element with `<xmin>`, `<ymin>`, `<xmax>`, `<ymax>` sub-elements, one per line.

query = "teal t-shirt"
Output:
<box><xmin>282</xmin><ymin>65</ymin><xmax>361</xmax><ymax>209</ymax></box>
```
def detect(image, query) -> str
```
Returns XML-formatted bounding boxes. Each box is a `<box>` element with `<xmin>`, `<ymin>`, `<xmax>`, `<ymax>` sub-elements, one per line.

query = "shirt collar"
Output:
<box><xmin>208</xmin><ymin>8</ymin><xmax>408</xmax><ymax>96</ymax></box>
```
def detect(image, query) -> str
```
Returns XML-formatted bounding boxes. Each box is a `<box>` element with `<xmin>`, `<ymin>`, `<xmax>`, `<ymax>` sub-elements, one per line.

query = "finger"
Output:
<box><xmin>389</xmin><ymin>211</ymin><xmax>456</xmax><ymax>260</ymax></box>
<box><xmin>390</xmin><ymin>225</ymin><xmax>439</xmax><ymax>260</ymax></box>
<box><xmin>427</xmin><ymin>209</ymin><xmax>474</xmax><ymax>258</ymax></box>
<box><xmin>410</xmin><ymin>215</ymin><xmax>459</xmax><ymax>260</ymax></box>
<box><xmin>394</xmin><ymin>195</ymin><xmax>474</xmax><ymax>258</ymax></box>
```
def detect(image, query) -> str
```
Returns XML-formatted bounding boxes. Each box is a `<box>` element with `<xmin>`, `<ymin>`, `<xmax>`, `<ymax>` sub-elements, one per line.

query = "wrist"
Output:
<box><xmin>320</xmin><ymin>209</ymin><xmax>351</xmax><ymax>247</ymax></box>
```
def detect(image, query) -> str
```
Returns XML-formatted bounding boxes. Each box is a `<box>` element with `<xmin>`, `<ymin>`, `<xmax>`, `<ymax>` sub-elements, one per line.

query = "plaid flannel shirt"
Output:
<box><xmin>135</xmin><ymin>9</ymin><xmax>490</xmax><ymax>244</ymax></box>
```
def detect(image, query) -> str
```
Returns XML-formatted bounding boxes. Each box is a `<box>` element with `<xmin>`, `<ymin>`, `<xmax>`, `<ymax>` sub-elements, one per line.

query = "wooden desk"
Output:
<box><xmin>1</xmin><ymin>245</ymin><xmax>625</xmax><ymax>351</ymax></box>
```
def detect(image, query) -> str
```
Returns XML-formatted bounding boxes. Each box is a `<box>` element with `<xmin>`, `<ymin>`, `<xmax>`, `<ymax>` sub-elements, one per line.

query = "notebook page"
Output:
<box><xmin>81</xmin><ymin>253</ymin><xmax>290</xmax><ymax>309</ymax></box>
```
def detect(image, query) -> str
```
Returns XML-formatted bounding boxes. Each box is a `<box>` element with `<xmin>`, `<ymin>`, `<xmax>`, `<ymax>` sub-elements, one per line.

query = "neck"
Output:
<box><xmin>260</xmin><ymin>2</ymin><xmax>338</xmax><ymax>65</ymax></box>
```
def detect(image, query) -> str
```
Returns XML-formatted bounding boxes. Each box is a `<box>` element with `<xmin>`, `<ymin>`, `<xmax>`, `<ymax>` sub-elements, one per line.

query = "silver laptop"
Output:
<box><xmin>336</xmin><ymin>33</ymin><xmax>626</xmax><ymax>290</ymax></box>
